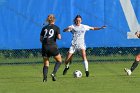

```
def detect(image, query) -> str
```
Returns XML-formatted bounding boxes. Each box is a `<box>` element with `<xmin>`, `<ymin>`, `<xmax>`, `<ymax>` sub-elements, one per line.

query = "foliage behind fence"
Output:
<box><xmin>0</xmin><ymin>47</ymin><xmax>139</xmax><ymax>64</ymax></box>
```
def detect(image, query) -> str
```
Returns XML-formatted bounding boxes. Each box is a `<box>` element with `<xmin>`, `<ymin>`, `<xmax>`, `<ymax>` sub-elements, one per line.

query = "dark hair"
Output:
<box><xmin>73</xmin><ymin>15</ymin><xmax>82</xmax><ymax>24</ymax></box>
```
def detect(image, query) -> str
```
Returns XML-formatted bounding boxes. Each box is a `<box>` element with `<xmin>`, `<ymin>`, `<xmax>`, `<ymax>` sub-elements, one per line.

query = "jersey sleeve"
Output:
<box><xmin>83</xmin><ymin>25</ymin><xmax>93</xmax><ymax>31</ymax></box>
<box><xmin>56</xmin><ymin>27</ymin><xmax>60</xmax><ymax>35</ymax></box>
<box><xmin>40</xmin><ymin>27</ymin><xmax>45</xmax><ymax>37</ymax></box>
<box><xmin>67</xmin><ymin>25</ymin><xmax>74</xmax><ymax>32</ymax></box>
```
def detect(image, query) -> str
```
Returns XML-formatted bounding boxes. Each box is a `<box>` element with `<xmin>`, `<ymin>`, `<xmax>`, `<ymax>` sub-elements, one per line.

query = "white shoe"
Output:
<box><xmin>124</xmin><ymin>68</ymin><xmax>132</xmax><ymax>76</ymax></box>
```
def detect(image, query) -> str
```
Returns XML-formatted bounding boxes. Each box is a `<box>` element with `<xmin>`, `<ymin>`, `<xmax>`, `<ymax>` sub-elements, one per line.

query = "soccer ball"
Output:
<box><xmin>73</xmin><ymin>70</ymin><xmax>82</xmax><ymax>78</ymax></box>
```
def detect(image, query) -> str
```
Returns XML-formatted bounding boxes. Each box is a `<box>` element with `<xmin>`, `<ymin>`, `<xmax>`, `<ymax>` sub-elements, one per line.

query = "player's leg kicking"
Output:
<box><xmin>124</xmin><ymin>54</ymin><xmax>140</xmax><ymax>75</ymax></box>
<box><xmin>63</xmin><ymin>46</ymin><xmax>75</xmax><ymax>75</ymax></box>
<box><xmin>63</xmin><ymin>52</ymin><xmax>73</xmax><ymax>75</ymax></box>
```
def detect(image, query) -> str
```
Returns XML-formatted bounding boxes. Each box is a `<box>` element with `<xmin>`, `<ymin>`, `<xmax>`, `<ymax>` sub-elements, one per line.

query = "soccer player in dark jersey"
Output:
<box><xmin>124</xmin><ymin>52</ymin><xmax>140</xmax><ymax>76</ymax></box>
<box><xmin>124</xmin><ymin>31</ymin><xmax>140</xmax><ymax>75</ymax></box>
<box><xmin>40</xmin><ymin>14</ymin><xmax>62</xmax><ymax>82</ymax></box>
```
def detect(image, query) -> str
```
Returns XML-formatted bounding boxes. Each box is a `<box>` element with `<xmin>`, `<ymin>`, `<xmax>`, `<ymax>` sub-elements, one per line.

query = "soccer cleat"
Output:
<box><xmin>124</xmin><ymin>68</ymin><xmax>132</xmax><ymax>76</ymax></box>
<box><xmin>43</xmin><ymin>76</ymin><xmax>47</xmax><ymax>82</ymax></box>
<box><xmin>51</xmin><ymin>73</ymin><xmax>56</xmax><ymax>81</ymax></box>
<box><xmin>63</xmin><ymin>67</ymin><xmax>69</xmax><ymax>75</ymax></box>
<box><xmin>85</xmin><ymin>71</ymin><xmax>89</xmax><ymax>77</ymax></box>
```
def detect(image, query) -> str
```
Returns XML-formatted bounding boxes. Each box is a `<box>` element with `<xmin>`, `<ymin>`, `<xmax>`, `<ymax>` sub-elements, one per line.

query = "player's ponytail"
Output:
<box><xmin>47</xmin><ymin>14</ymin><xmax>55</xmax><ymax>24</ymax></box>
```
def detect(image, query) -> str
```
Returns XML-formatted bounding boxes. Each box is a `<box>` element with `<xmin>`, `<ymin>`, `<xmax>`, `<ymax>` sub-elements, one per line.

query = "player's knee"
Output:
<box><xmin>82</xmin><ymin>55</ymin><xmax>87</xmax><ymax>60</ymax></box>
<box><xmin>136</xmin><ymin>54</ymin><xmax>140</xmax><ymax>61</ymax></box>
<box><xmin>55</xmin><ymin>56</ymin><xmax>62</xmax><ymax>63</ymax></box>
<box><xmin>56</xmin><ymin>58</ymin><xmax>62</xmax><ymax>63</ymax></box>
<box><xmin>44</xmin><ymin>62</ymin><xmax>49</xmax><ymax>67</ymax></box>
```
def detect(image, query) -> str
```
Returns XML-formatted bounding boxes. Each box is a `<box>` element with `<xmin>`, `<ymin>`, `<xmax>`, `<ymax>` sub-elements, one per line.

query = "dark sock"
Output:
<box><xmin>43</xmin><ymin>66</ymin><xmax>48</xmax><ymax>79</ymax></box>
<box><xmin>130</xmin><ymin>60</ymin><xmax>139</xmax><ymax>72</ymax></box>
<box><xmin>52</xmin><ymin>62</ymin><xmax>61</xmax><ymax>74</ymax></box>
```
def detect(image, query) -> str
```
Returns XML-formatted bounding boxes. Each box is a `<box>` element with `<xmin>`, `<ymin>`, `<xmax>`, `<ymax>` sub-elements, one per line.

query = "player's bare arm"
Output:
<box><xmin>40</xmin><ymin>36</ymin><xmax>43</xmax><ymax>43</ymax></box>
<box><xmin>63</xmin><ymin>26</ymin><xmax>73</xmax><ymax>32</ymax></box>
<box><xmin>57</xmin><ymin>34</ymin><xmax>61</xmax><ymax>39</ymax></box>
<box><xmin>91</xmin><ymin>25</ymin><xmax>106</xmax><ymax>30</ymax></box>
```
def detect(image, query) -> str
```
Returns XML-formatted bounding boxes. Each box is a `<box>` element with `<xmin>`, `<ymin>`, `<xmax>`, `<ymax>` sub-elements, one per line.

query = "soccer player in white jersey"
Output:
<box><xmin>63</xmin><ymin>15</ymin><xmax>106</xmax><ymax>77</ymax></box>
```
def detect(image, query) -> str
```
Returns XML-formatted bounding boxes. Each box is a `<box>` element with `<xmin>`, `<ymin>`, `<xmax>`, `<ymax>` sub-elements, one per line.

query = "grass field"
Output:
<box><xmin>0</xmin><ymin>62</ymin><xmax>140</xmax><ymax>93</ymax></box>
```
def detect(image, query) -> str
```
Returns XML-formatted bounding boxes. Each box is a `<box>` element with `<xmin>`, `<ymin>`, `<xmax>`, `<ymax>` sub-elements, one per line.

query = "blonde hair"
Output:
<box><xmin>46</xmin><ymin>14</ymin><xmax>55</xmax><ymax>23</ymax></box>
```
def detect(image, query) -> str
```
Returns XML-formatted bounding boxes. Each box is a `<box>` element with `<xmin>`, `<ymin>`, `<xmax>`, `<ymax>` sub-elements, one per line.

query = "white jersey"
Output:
<box><xmin>68</xmin><ymin>24</ymin><xmax>93</xmax><ymax>48</ymax></box>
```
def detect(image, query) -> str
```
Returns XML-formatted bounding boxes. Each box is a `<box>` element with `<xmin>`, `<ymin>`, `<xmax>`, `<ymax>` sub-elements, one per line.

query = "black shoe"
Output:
<box><xmin>43</xmin><ymin>76</ymin><xmax>47</xmax><ymax>82</ymax></box>
<box><xmin>63</xmin><ymin>67</ymin><xmax>69</xmax><ymax>75</ymax></box>
<box><xmin>51</xmin><ymin>74</ymin><xmax>56</xmax><ymax>81</ymax></box>
<box><xmin>85</xmin><ymin>71</ymin><xmax>89</xmax><ymax>77</ymax></box>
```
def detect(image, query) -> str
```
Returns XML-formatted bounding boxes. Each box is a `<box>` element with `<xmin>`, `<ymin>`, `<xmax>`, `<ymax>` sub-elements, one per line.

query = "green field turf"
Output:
<box><xmin>0</xmin><ymin>62</ymin><xmax>140</xmax><ymax>93</ymax></box>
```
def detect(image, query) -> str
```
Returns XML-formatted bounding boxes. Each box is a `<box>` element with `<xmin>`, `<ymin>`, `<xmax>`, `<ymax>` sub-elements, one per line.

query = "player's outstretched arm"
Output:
<box><xmin>63</xmin><ymin>26</ymin><xmax>73</xmax><ymax>32</ymax></box>
<box><xmin>63</xmin><ymin>28</ymin><xmax>69</xmax><ymax>32</ymax></box>
<box><xmin>91</xmin><ymin>25</ymin><xmax>106</xmax><ymax>30</ymax></box>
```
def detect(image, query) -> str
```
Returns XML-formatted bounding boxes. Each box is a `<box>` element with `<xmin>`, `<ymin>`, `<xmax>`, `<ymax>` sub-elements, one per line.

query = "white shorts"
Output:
<box><xmin>69</xmin><ymin>44</ymin><xmax>86</xmax><ymax>54</ymax></box>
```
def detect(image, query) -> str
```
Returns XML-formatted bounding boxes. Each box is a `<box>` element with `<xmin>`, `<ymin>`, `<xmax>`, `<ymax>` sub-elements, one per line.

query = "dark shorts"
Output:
<box><xmin>42</xmin><ymin>44</ymin><xmax>60</xmax><ymax>57</ymax></box>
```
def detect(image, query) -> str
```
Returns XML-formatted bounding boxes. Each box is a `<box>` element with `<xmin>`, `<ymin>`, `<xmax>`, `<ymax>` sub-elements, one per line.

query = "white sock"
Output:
<box><xmin>65</xmin><ymin>63</ymin><xmax>70</xmax><ymax>68</ymax></box>
<box><xmin>83</xmin><ymin>60</ymin><xmax>88</xmax><ymax>71</ymax></box>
